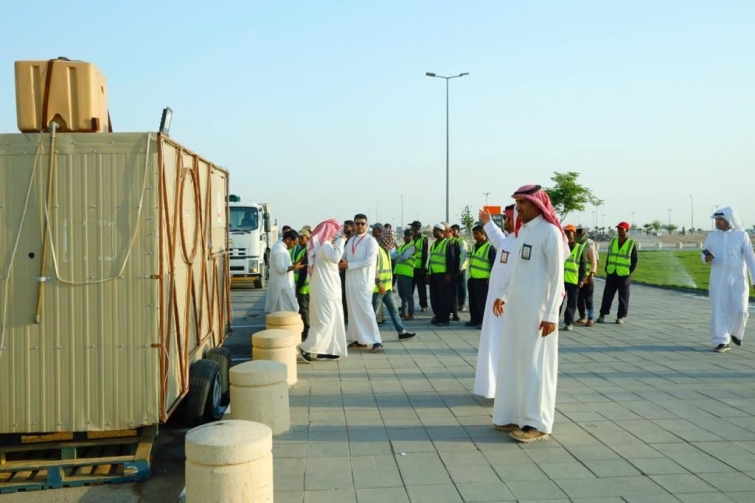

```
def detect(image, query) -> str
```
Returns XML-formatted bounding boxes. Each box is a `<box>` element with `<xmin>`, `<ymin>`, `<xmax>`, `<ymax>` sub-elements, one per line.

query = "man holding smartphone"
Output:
<box><xmin>702</xmin><ymin>207</ymin><xmax>755</xmax><ymax>353</ymax></box>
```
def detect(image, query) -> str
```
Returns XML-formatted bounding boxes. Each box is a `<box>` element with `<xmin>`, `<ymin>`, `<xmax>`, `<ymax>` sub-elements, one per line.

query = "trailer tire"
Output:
<box><xmin>206</xmin><ymin>347</ymin><xmax>231</xmax><ymax>406</ymax></box>
<box><xmin>184</xmin><ymin>359</ymin><xmax>222</xmax><ymax>426</ymax></box>
<box><xmin>254</xmin><ymin>272</ymin><xmax>266</xmax><ymax>289</ymax></box>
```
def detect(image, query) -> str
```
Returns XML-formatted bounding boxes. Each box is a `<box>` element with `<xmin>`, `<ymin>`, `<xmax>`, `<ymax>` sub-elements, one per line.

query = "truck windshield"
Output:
<box><xmin>230</xmin><ymin>207</ymin><xmax>259</xmax><ymax>231</ymax></box>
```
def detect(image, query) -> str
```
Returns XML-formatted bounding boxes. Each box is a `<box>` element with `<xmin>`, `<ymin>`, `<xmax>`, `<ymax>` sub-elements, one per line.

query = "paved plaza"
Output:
<box><xmin>268</xmin><ymin>281</ymin><xmax>755</xmax><ymax>503</ymax></box>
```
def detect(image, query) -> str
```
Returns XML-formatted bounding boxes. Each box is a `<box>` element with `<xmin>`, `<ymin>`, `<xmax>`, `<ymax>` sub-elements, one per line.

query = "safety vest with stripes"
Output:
<box><xmin>469</xmin><ymin>241</ymin><xmax>493</xmax><ymax>279</ymax></box>
<box><xmin>293</xmin><ymin>247</ymin><xmax>309</xmax><ymax>294</ymax></box>
<box><xmin>373</xmin><ymin>247</ymin><xmax>393</xmax><ymax>293</ymax></box>
<box><xmin>429</xmin><ymin>238</ymin><xmax>449</xmax><ymax>274</ymax></box>
<box><xmin>606</xmin><ymin>238</ymin><xmax>635</xmax><ymax>276</ymax></box>
<box><xmin>394</xmin><ymin>242</ymin><xmax>415</xmax><ymax>278</ymax></box>
<box><xmin>564</xmin><ymin>242</ymin><xmax>586</xmax><ymax>285</ymax></box>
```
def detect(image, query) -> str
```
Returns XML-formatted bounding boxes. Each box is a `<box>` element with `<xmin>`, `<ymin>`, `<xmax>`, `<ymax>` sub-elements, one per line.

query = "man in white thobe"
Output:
<box><xmin>702</xmin><ymin>206</ymin><xmax>755</xmax><ymax>353</ymax></box>
<box><xmin>298</xmin><ymin>220</ymin><xmax>348</xmax><ymax>362</ymax></box>
<box><xmin>340</xmin><ymin>214</ymin><xmax>383</xmax><ymax>352</ymax></box>
<box><xmin>491</xmin><ymin>185</ymin><xmax>567</xmax><ymax>443</ymax></box>
<box><xmin>474</xmin><ymin>204</ymin><xmax>516</xmax><ymax>399</ymax></box>
<box><xmin>265</xmin><ymin>230</ymin><xmax>302</xmax><ymax>314</ymax></box>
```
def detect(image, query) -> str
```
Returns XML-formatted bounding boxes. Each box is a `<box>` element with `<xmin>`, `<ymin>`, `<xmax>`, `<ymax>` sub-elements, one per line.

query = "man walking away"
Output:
<box><xmin>561</xmin><ymin>224</ymin><xmax>587</xmax><ymax>331</ymax></box>
<box><xmin>265</xmin><ymin>230</ymin><xmax>303</xmax><ymax>314</ymax></box>
<box><xmin>491</xmin><ymin>185</ymin><xmax>568</xmax><ymax>443</ymax></box>
<box><xmin>409</xmin><ymin>221</ymin><xmax>429</xmax><ymax>312</ymax></box>
<box><xmin>393</xmin><ymin>229</ymin><xmax>416</xmax><ymax>320</ymax></box>
<box><xmin>295</xmin><ymin>228</ymin><xmax>311</xmax><ymax>341</ymax></box>
<box><xmin>702</xmin><ymin>206</ymin><xmax>755</xmax><ymax>353</ymax></box>
<box><xmin>597</xmin><ymin>222</ymin><xmax>637</xmax><ymax>324</ymax></box>
<box><xmin>466</xmin><ymin>224</ymin><xmax>496</xmax><ymax>328</ymax></box>
<box><xmin>298</xmin><ymin>220</ymin><xmax>348</xmax><ymax>363</ymax></box>
<box><xmin>341</xmin><ymin>214</ymin><xmax>383</xmax><ymax>352</ymax></box>
<box><xmin>428</xmin><ymin>223</ymin><xmax>458</xmax><ymax>327</ymax></box>
<box><xmin>372</xmin><ymin>224</ymin><xmax>417</xmax><ymax>341</ymax></box>
<box><xmin>574</xmin><ymin>226</ymin><xmax>598</xmax><ymax>327</ymax></box>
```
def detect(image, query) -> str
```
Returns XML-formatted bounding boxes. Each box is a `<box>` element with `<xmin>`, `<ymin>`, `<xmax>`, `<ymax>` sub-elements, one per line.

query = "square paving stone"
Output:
<box><xmin>306</xmin><ymin>456</ymin><xmax>352</xmax><ymax>472</ymax></box>
<box><xmin>601</xmin><ymin>476</ymin><xmax>673</xmax><ymax>497</ymax></box>
<box><xmin>627</xmin><ymin>457</ymin><xmax>690</xmax><ymax>475</ymax></box>
<box><xmin>726</xmin><ymin>492</ymin><xmax>755</xmax><ymax>503</ymax></box>
<box><xmin>555</xmin><ymin>478</ymin><xmax>619</xmax><ymax>498</ymax></box>
<box><xmin>505</xmin><ymin>479</ymin><xmax>567</xmax><ymax>500</ymax></box>
<box><xmin>650</xmin><ymin>474</ymin><xmax>718</xmax><ymax>494</ymax></box>
<box><xmin>353</xmin><ymin>468</ymin><xmax>403</xmax><ymax>489</ymax></box>
<box><xmin>438</xmin><ymin>450</ymin><xmax>488</xmax><ymax>466</ymax></box>
<box><xmin>677</xmin><ymin>493</ymin><xmax>740</xmax><ymax>503</ymax></box>
<box><xmin>446</xmin><ymin>464</ymin><xmax>501</xmax><ymax>484</ymax></box>
<box><xmin>405</xmin><ymin>484</ymin><xmax>463</xmax><ymax>503</ymax></box>
<box><xmin>584</xmin><ymin>458</ymin><xmax>642</xmax><ymax>477</ymax></box>
<box><xmin>350</xmin><ymin>455</ymin><xmax>398</xmax><ymax>471</ymax></box>
<box><xmin>566</xmin><ymin>445</ymin><xmax>622</xmax><ymax>461</ymax></box>
<box><xmin>492</xmin><ymin>461</ymin><xmax>549</xmax><ymax>481</ymax></box>
<box><xmin>356</xmin><ymin>487</ymin><xmax>410</xmax><ymax>503</ymax></box>
<box><xmin>304</xmin><ymin>489</ymin><xmax>356</xmax><ymax>503</ymax></box>
<box><xmin>537</xmin><ymin>462</ymin><xmax>596</xmax><ymax>480</ymax></box>
<box><xmin>304</xmin><ymin>471</ymin><xmax>354</xmax><ymax>491</ymax></box>
<box><xmin>349</xmin><ymin>441</ymin><xmax>393</xmax><ymax>456</ymax></box>
<box><xmin>455</xmin><ymin>482</ymin><xmax>516</xmax><ymax>501</ymax></box>
<box><xmin>697</xmin><ymin>472</ymin><xmax>755</xmax><ymax>492</ymax></box>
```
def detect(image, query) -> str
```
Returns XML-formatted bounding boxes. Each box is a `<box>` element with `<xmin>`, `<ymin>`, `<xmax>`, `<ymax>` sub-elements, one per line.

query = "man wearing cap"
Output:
<box><xmin>265</xmin><ymin>230</ymin><xmax>303</xmax><ymax>314</ymax></box>
<box><xmin>561</xmin><ymin>224</ymin><xmax>587</xmax><ymax>331</ymax></box>
<box><xmin>597</xmin><ymin>222</ymin><xmax>637</xmax><ymax>324</ymax></box>
<box><xmin>372</xmin><ymin>224</ymin><xmax>417</xmax><ymax>341</ymax></box>
<box><xmin>491</xmin><ymin>185</ymin><xmax>568</xmax><ymax>443</ymax></box>
<box><xmin>340</xmin><ymin>214</ymin><xmax>383</xmax><ymax>352</ymax></box>
<box><xmin>428</xmin><ymin>223</ymin><xmax>459</xmax><ymax>327</ymax></box>
<box><xmin>702</xmin><ymin>206</ymin><xmax>755</xmax><ymax>353</ymax></box>
<box><xmin>475</xmin><ymin>204</ymin><xmax>517</xmax><ymax>399</ymax></box>
<box><xmin>295</xmin><ymin>228</ymin><xmax>312</xmax><ymax>341</ymax></box>
<box><xmin>574</xmin><ymin>226</ymin><xmax>598</xmax><ymax>327</ymax></box>
<box><xmin>393</xmin><ymin>229</ymin><xmax>417</xmax><ymax>320</ymax></box>
<box><xmin>409</xmin><ymin>221</ymin><xmax>430</xmax><ymax>312</ymax></box>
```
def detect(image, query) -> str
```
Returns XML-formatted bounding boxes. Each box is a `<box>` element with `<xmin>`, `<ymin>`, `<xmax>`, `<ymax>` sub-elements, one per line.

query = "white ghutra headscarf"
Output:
<box><xmin>711</xmin><ymin>206</ymin><xmax>744</xmax><ymax>232</ymax></box>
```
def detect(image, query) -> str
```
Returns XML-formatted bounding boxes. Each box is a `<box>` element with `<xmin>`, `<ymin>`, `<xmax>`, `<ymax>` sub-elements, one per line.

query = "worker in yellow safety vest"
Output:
<box><xmin>466</xmin><ymin>224</ymin><xmax>496</xmax><ymax>328</ymax></box>
<box><xmin>295</xmin><ymin>228</ymin><xmax>312</xmax><ymax>340</ymax></box>
<box><xmin>428</xmin><ymin>223</ymin><xmax>458</xmax><ymax>327</ymax></box>
<box><xmin>560</xmin><ymin>224</ymin><xmax>587</xmax><ymax>331</ymax></box>
<box><xmin>409</xmin><ymin>221</ymin><xmax>429</xmax><ymax>312</ymax></box>
<box><xmin>597</xmin><ymin>221</ymin><xmax>638</xmax><ymax>324</ymax></box>
<box><xmin>393</xmin><ymin>229</ymin><xmax>417</xmax><ymax>320</ymax></box>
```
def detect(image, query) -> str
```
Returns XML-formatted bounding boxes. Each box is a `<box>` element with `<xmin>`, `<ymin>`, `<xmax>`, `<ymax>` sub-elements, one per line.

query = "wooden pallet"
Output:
<box><xmin>0</xmin><ymin>425</ymin><xmax>156</xmax><ymax>494</ymax></box>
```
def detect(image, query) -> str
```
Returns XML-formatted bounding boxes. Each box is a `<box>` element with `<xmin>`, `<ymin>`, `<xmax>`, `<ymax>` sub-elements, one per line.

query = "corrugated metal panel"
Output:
<box><xmin>0</xmin><ymin>133</ymin><xmax>160</xmax><ymax>433</ymax></box>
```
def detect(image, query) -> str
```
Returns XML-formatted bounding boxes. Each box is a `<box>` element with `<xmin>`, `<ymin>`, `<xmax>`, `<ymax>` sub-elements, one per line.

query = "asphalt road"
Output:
<box><xmin>4</xmin><ymin>284</ymin><xmax>267</xmax><ymax>503</ymax></box>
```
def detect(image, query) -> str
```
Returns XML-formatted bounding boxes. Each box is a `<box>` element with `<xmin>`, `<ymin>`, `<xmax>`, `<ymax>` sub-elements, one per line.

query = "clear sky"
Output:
<box><xmin>2</xmin><ymin>1</ymin><xmax>753</xmax><ymax>232</ymax></box>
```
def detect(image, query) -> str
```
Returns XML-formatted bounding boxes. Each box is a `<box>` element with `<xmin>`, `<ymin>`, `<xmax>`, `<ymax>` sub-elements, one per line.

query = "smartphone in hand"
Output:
<box><xmin>703</xmin><ymin>249</ymin><xmax>715</xmax><ymax>258</ymax></box>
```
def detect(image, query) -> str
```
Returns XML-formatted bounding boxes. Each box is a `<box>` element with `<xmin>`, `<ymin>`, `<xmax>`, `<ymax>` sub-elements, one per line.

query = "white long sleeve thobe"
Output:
<box><xmin>702</xmin><ymin>229</ymin><xmax>755</xmax><ymax>345</ymax></box>
<box><xmin>492</xmin><ymin>215</ymin><xmax>566</xmax><ymax>433</ymax></box>
<box><xmin>265</xmin><ymin>240</ymin><xmax>299</xmax><ymax>313</ymax></box>
<box><xmin>473</xmin><ymin>221</ymin><xmax>516</xmax><ymax>398</ymax></box>
<box><xmin>300</xmin><ymin>238</ymin><xmax>348</xmax><ymax>356</ymax></box>
<box><xmin>344</xmin><ymin>232</ymin><xmax>382</xmax><ymax>345</ymax></box>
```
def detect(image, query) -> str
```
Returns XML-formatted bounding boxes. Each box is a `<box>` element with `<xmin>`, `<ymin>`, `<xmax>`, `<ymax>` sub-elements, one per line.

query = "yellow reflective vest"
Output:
<box><xmin>394</xmin><ymin>242</ymin><xmax>415</xmax><ymax>278</ymax></box>
<box><xmin>564</xmin><ymin>242</ymin><xmax>586</xmax><ymax>285</ymax></box>
<box><xmin>469</xmin><ymin>241</ymin><xmax>493</xmax><ymax>279</ymax></box>
<box><xmin>373</xmin><ymin>247</ymin><xmax>393</xmax><ymax>293</ymax></box>
<box><xmin>606</xmin><ymin>238</ymin><xmax>635</xmax><ymax>276</ymax></box>
<box><xmin>428</xmin><ymin>238</ymin><xmax>449</xmax><ymax>274</ymax></box>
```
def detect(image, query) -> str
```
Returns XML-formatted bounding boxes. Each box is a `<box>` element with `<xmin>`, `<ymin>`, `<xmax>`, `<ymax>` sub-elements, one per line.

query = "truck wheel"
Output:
<box><xmin>255</xmin><ymin>270</ymin><xmax>266</xmax><ymax>289</ymax></box>
<box><xmin>206</xmin><ymin>347</ymin><xmax>231</xmax><ymax>406</ymax></box>
<box><xmin>184</xmin><ymin>359</ymin><xmax>222</xmax><ymax>426</ymax></box>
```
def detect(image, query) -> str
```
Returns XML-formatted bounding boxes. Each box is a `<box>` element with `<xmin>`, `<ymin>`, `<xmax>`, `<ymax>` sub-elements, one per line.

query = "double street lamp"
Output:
<box><xmin>425</xmin><ymin>71</ymin><xmax>469</xmax><ymax>222</ymax></box>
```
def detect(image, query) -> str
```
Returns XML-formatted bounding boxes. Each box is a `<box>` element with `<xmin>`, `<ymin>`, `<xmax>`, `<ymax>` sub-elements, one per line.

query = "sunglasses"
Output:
<box><xmin>355</xmin><ymin>221</ymin><xmax>367</xmax><ymax>226</ymax></box>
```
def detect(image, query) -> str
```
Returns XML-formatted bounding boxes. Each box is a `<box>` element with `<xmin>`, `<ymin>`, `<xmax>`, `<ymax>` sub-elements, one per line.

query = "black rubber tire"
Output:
<box><xmin>206</xmin><ymin>347</ymin><xmax>231</xmax><ymax>406</ymax></box>
<box><xmin>184</xmin><ymin>359</ymin><xmax>221</xmax><ymax>426</ymax></box>
<box><xmin>255</xmin><ymin>267</ymin><xmax>266</xmax><ymax>289</ymax></box>
<box><xmin>204</xmin><ymin>370</ymin><xmax>224</xmax><ymax>421</ymax></box>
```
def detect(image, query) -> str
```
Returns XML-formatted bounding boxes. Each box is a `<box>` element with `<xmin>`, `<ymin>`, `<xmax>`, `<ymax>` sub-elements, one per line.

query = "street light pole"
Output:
<box><xmin>426</xmin><ymin>71</ymin><xmax>469</xmax><ymax>222</ymax></box>
<box><xmin>689</xmin><ymin>195</ymin><xmax>694</xmax><ymax>232</ymax></box>
<box><xmin>483</xmin><ymin>192</ymin><xmax>491</xmax><ymax>206</ymax></box>
<box><xmin>667</xmin><ymin>208</ymin><xmax>672</xmax><ymax>227</ymax></box>
<box><xmin>401</xmin><ymin>195</ymin><xmax>404</xmax><ymax>229</ymax></box>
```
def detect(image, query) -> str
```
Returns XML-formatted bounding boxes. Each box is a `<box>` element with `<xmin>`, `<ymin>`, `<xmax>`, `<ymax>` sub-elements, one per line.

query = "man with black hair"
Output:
<box><xmin>265</xmin><ymin>230</ymin><xmax>302</xmax><ymax>314</ymax></box>
<box><xmin>466</xmin><ymin>224</ymin><xmax>496</xmax><ymax>328</ymax></box>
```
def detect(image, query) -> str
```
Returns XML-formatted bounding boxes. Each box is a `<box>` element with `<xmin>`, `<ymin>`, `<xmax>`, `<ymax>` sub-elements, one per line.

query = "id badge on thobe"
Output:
<box><xmin>521</xmin><ymin>244</ymin><xmax>532</xmax><ymax>260</ymax></box>
<box><xmin>500</xmin><ymin>251</ymin><xmax>509</xmax><ymax>264</ymax></box>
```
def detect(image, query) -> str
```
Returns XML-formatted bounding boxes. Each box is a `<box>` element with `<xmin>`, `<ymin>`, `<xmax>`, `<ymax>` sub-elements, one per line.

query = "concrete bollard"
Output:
<box><xmin>266</xmin><ymin>310</ymin><xmax>304</xmax><ymax>339</ymax></box>
<box><xmin>698</xmin><ymin>243</ymin><xmax>703</xmax><ymax>249</ymax></box>
<box><xmin>185</xmin><ymin>420</ymin><xmax>273</xmax><ymax>503</ymax></box>
<box><xmin>677</xmin><ymin>242</ymin><xmax>683</xmax><ymax>249</ymax></box>
<box><xmin>657</xmin><ymin>242</ymin><xmax>663</xmax><ymax>250</ymax></box>
<box><xmin>230</xmin><ymin>360</ymin><xmax>290</xmax><ymax>435</ymax></box>
<box><xmin>252</xmin><ymin>328</ymin><xmax>298</xmax><ymax>386</ymax></box>
<box><xmin>636</xmin><ymin>242</ymin><xmax>642</xmax><ymax>251</ymax></box>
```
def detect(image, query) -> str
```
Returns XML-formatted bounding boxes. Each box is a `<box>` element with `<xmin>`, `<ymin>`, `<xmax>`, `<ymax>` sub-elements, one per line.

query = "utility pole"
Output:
<box><xmin>482</xmin><ymin>192</ymin><xmax>491</xmax><ymax>206</ymax></box>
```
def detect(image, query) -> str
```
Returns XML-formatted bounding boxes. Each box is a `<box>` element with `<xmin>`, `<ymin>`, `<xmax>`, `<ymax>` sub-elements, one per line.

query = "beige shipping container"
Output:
<box><xmin>0</xmin><ymin>132</ymin><xmax>230</xmax><ymax>433</ymax></box>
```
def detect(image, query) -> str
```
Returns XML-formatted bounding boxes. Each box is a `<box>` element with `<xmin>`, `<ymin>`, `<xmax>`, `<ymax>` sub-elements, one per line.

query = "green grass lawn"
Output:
<box><xmin>596</xmin><ymin>250</ymin><xmax>755</xmax><ymax>295</ymax></box>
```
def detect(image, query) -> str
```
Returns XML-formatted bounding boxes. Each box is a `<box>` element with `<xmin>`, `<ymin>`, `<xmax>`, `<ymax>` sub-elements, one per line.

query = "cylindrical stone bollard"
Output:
<box><xmin>185</xmin><ymin>420</ymin><xmax>273</xmax><ymax>503</ymax></box>
<box><xmin>252</xmin><ymin>328</ymin><xmax>298</xmax><ymax>386</ymax></box>
<box><xmin>266</xmin><ymin>310</ymin><xmax>304</xmax><ymax>339</ymax></box>
<box><xmin>636</xmin><ymin>242</ymin><xmax>642</xmax><ymax>251</ymax></box>
<box><xmin>677</xmin><ymin>242</ymin><xmax>683</xmax><ymax>249</ymax></box>
<box><xmin>230</xmin><ymin>360</ymin><xmax>290</xmax><ymax>435</ymax></box>
<box><xmin>698</xmin><ymin>242</ymin><xmax>703</xmax><ymax>249</ymax></box>
<box><xmin>657</xmin><ymin>242</ymin><xmax>663</xmax><ymax>250</ymax></box>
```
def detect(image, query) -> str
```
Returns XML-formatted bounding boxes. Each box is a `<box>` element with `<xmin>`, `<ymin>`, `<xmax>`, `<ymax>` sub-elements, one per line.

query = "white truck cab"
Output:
<box><xmin>228</xmin><ymin>195</ymin><xmax>274</xmax><ymax>288</ymax></box>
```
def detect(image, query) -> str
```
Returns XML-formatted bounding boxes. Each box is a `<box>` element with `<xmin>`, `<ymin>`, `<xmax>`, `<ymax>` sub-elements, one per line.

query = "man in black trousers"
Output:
<box><xmin>428</xmin><ymin>223</ymin><xmax>458</xmax><ymax>327</ymax></box>
<box><xmin>597</xmin><ymin>222</ymin><xmax>638</xmax><ymax>324</ymax></box>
